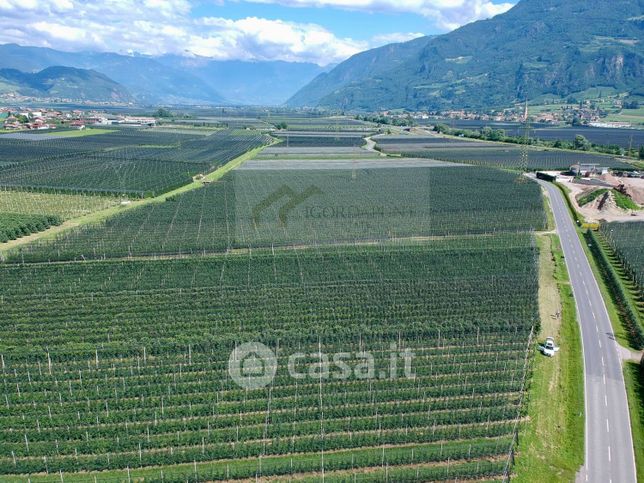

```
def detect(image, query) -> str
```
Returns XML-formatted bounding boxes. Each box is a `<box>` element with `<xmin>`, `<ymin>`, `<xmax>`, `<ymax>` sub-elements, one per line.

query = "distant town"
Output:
<box><xmin>1</xmin><ymin>94</ymin><xmax>641</xmax><ymax>133</ymax></box>
<box><xmin>0</xmin><ymin>107</ymin><xmax>156</xmax><ymax>131</ymax></box>
<box><xmin>384</xmin><ymin>96</ymin><xmax>639</xmax><ymax>129</ymax></box>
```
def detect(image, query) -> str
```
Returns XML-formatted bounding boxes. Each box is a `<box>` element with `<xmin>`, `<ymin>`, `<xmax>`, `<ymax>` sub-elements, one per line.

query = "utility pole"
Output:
<box><xmin>516</xmin><ymin>100</ymin><xmax>531</xmax><ymax>182</ymax></box>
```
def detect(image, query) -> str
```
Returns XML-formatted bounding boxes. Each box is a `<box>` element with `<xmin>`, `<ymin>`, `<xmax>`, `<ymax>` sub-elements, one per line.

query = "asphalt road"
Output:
<box><xmin>535</xmin><ymin>178</ymin><xmax>637</xmax><ymax>483</ymax></box>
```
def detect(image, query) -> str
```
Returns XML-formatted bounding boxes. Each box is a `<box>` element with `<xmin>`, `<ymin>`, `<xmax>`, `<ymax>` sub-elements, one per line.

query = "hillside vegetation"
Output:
<box><xmin>289</xmin><ymin>0</ymin><xmax>644</xmax><ymax>111</ymax></box>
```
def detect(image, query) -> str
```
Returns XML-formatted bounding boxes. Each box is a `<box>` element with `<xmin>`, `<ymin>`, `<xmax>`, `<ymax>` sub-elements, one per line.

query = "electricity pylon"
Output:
<box><xmin>516</xmin><ymin>100</ymin><xmax>531</xmax><ymax>183</ymax></box>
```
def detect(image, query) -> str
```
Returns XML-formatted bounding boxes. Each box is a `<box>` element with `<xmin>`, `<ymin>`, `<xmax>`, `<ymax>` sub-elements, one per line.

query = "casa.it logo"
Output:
<box><xmin>252</xmin><ymin>185</ymin><xmax>323</xmax><ymax>227</ymax></box>
<box><xmin>228</xmin><ymin>342</ymin><xmax>417</xmax><ymax>390</ymax></box>
<box><xmin>228</xmin><ymin>342</ymin><xmax>278</xmax><ymax>390</ymax></box>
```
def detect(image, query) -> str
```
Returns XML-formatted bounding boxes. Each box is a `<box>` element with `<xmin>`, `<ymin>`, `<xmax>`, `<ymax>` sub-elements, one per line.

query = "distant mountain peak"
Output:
<box><xmin>0</xmin><ymin>43</ymin><xmax>328</xmax><ymax>106</ymax></box>
<box><xmin>288</xmin><ymin>0</ymin><xmax>643</xmax><ymax>111</ymax></box>
<box><xmin>0</xmin><ymin>66</ymin><xmax>132</xmax><ymax>103</ymax></box>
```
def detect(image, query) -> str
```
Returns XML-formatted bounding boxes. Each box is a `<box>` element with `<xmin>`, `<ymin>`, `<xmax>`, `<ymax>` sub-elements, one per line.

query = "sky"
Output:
<box><xmin>0</xmin><ymin>0</ymin><xmax>517</xmax><ymax>66</ymax></box>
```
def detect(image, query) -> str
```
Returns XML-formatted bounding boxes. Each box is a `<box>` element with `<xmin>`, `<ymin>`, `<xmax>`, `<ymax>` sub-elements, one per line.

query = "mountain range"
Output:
<box><xmin>0</xmin><ymin>66</ymin><xmax>132</xmax><ymax>103</ymax></box>
<box><xmin>1</xmin><ymin>0</ymin><xmax>642</xmax><ymax>110</ymax></box>
<box><xmin>289</xmin><ymin>0</ymin><xmax>644</xmax><ymax>111</ymax></box>
<box><xmin>0</xmin><ymin>44</ymin><xmax>326</xmax><ymax>105</ymax></box>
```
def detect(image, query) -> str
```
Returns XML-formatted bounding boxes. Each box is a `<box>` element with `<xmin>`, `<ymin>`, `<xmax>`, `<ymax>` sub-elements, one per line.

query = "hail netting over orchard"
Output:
<box><xmin>4</xmin><ymin>164</ymin><xmax>546</xmax><ymax>262</ymax></box>
<box><xmin>375</xmin><ymin>135</ymin><xmax>634</xmax><ymax>171</ymax></box>
<box><xmin>599</xmin><ymin>221</ymin><xmax>644</xmax><ymax>288</ymax></box>
<box><xmin>0</xmin><ymin>235</ymin><xmax>538</xmax><ymax>480</ymax></box>
<box><xmin>0</xmin><ymin>142</ymin><xmax>545</xmax><ymax>481</ymax></box>
<box><xmin>0</xmin><ymin>128</ymin><xmax>271</xmax><ymax>198</ymax></box>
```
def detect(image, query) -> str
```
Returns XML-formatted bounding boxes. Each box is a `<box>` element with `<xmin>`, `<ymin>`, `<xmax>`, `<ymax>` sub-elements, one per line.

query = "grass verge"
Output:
<box><xmin>542</xmin><ymin>190</ymin><xmax>556</xmax><ymax>231</ymax></box>
<box><xmin>624</xmin><ymin>361</ymin><xmax>644</xmax><ymax>483</ymax></box>
<box><xmin>513</xmin><ymin>234</ymin><xmax>584</xmax><ymax>482</ymax></box>
<box><xmin>553</xmin><ymin>180</ymin><xmax>644</xmax><ymax>479</ymax></box>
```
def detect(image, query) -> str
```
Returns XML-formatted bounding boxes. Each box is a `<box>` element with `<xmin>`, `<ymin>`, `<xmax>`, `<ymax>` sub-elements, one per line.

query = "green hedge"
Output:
<box><xmin>0</xmin><ymin>213</ymin><xmax>62</xmax><ymax>243</ymax></box>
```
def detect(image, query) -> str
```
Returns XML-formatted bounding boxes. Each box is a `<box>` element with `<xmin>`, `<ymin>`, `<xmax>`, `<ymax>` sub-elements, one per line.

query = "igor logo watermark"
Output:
<box><xmin>252</xmin><ymin>185</ymin><xmax>323</xmax><ymax>227</ymax></box>
<box><xmin>228</xmin><ymin>342</ymin><xmax>415</xmax><ymax>390</ymax></box>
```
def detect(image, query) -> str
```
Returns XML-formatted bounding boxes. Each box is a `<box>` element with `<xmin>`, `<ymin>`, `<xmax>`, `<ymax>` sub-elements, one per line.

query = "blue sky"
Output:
<box><xmin>193</xmin><ymin>2</ymin><xmax>432</xmax><ymax>40</ymax></box>
<box><xmin>0</xmin><ymin>0</ymin><xmax>517</xmax><ymax>65</ymax></box>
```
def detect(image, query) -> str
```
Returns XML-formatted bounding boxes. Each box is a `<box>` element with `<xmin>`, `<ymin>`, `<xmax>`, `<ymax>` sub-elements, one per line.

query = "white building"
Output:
<box><xmin>570</xmin><ymin>164</ymin><xmax>609</xmax><ymax>176</ymax></box>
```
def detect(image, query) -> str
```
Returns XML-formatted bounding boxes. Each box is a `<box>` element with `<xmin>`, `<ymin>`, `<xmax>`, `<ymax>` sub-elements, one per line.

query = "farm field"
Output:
<box><xmin>173</xmin><ymin>117</ymin><xmax>273</xmax><ymax>129</ymax></box>
<box><xmin>0</xmin><ymin>129</ymin><xmax>197</xmax><ymax>165</ymax></box>
<box><xmin>375</xmin><ymin>136</ymin><xmax>634</xmax><ymax>171</ymax></box>
<box><xmin>240</xmin><ymin>158</ymin><xmax>465</xmax><ymax>169</ymax></box>
<box><xmin>0</xmin><ymin>125</ymin><xmax>549</xmax><ymax>482</ymax></box>
<box><xmin>173</xmin><ymin>111</ymin><xmax>377</xmax><ymax>132</ymax></box>
<box><xmin>0</xmin><ymin>235</ymin><xmax>538</xmax><ymax>482</ymax></box>
<box><xmin>376</xmin><ymin>136</ymin><xmax>500</xmax><ymax>148</ymax></box>
<box><xmin>606</xmin><ymin>109</ymin><xmax>644</xmax><ymax>127</ymax></box>
<box><xmin>274</xmin><ymin>133</ymin><xmax>368</xmax><ymax>147</ymax></box>
<box><xmin>422</xmin><ymin>120</ymin><xmax>644</xmax><ymax>149</ymax></box>
<box><xmin>599</xmin><ymin>221</ymin><xmax>644</xmax><ymax>288</ymax></box>
<box><xmin>257</xmin><ymin>146</ymin><xmax>379</xmax><ymax>159</ymax></box>
<box><xmin>0</xmin><ymin>190</ymin><xmax>119</xmax><ymax>220</ymax></box>
<box><xmin>0</xmin><ymin>213</ymin><xmax>62</xmax><ymax>243</ymax></box>
<box><xmin>526</xmin><ymin>127</ymin><xmax>643</xmax><ymax>150</ymax></box>
<box><xmin>267</xmin><ymin>115</ymin><xmax>376</xmax><ymax>132</ymax></box>
<box><xmin>4</xmin><ymin>164</ymin><xmax>546</xmax><ymax>262</ymax></box>
<box><xmin>0</xmin><ymin>128</ymin><xmax>271</xmax><ymax>197</ymax></box>
<box><xmin>0</xmin><ymin>129</ymin><xmax>115</xmax><ymax>141</ymax></box>
<box><xmin>405</xmin><ymin>148</ymin><xmax>633</xmax><ymax>171</ymax></box>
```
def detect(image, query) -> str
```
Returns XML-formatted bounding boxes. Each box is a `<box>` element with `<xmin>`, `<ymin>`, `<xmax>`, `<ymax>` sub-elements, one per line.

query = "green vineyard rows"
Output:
<box><xmin>0</xmin><ymin>129</ymin><xmax>270</xmax><ymax>197</ymax></box>
<box><xmin>4</xmin><ymin>165</ymin><xmax>546</xmax><ymax>262</ymax></box>
<box><xmin>0</xmin><ymin>236</ymin><xmax>537</xmax><ymax>480</ymax></box>
<box><xmin>599</xmin><ymin>221</ymin><xmax>644</xmax><ymax>288</ymax></box>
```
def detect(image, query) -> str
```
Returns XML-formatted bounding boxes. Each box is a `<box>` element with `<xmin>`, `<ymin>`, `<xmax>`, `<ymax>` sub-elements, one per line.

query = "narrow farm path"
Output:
<box><xmin>363</xmin><ymin>136</ymin><xmax>387</xmax><ymax>157</ymax></box>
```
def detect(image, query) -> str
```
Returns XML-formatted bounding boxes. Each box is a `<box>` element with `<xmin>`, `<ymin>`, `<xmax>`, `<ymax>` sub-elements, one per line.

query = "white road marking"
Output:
<box><xmin>542</xmin><ymin>181</ymin><xmax>638</xmax><ymax>482</ymax></box>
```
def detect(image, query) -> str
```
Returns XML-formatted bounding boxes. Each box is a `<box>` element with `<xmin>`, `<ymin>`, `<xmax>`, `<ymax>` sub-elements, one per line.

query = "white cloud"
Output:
<box><xmin>196</xmin><ymin>17</ymin><xmax>366</xmax><ymax>63</ymax></box>
<box><xmin>245</xmin><ymin>0</ymin><xmax>515</xmax><ymax>30</ymax></box>
<box><xmin>0</xmin><ymin>0</ymin><xmax>39</xmax><ymax>12</ymax></box>
<box><xmin>0</xmin><ymin>0</ymin><xmax>513</xmax><ymax>65</ymax></box>
<box><xmin>31</xmin><ymin>21</ymin><xmax>88</xmax><ymax>42</ymax></box>
<box><xmin>0</xmin><ymin>0</ymin><xmax>74</xmax><ymax>14</ymax></box>
<box><xmin>0</xmin><ymin>0</ymin><xmax>372</xmax><ymax>65</ymax></box>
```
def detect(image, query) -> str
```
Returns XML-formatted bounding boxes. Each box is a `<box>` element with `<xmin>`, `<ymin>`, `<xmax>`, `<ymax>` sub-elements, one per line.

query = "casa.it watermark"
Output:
<box><xmin>228</xmin><ymin>342</ymin><xmax>415</xmax><ymax>390</ymax></box>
